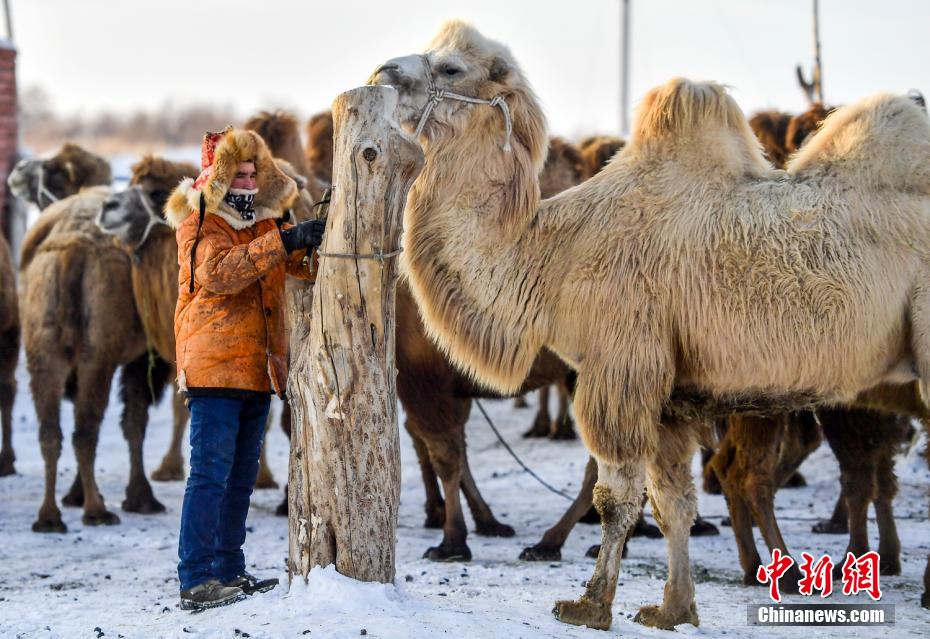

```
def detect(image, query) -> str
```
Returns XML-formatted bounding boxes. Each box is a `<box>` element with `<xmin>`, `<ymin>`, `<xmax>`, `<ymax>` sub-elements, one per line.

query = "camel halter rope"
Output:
<box><xmin>413</xmin><ymin>55</ymin><xmax>513</xmax><ymax>152</ymax></box>
<box><xmin>313</xmin><ymin>187</ymin><xmax>404</xmax><ymax>262</ymax></box>
<box><xmin>133</xmin><ymin>189</ymin><xmax>169</xmax><ymax>250</ymax></box>
<box><xmin>36</xmin><ymin>163</ymin><xmax>60</xmax><ymax>209</ymax></box>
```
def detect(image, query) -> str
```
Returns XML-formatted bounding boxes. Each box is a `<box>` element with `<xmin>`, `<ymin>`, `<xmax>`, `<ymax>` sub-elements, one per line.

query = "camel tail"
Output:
<box><xmin>55</xmin><ymin>248</ymin><xmax>87</xmax><ymax>360</ymax></box>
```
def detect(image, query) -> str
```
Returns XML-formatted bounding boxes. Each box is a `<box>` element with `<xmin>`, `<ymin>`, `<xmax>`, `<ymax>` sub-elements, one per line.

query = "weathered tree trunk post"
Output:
<box><xmin>287</xmin><ymin>85</ymin><xmax>423</xmax><ymax>584</ymax></box>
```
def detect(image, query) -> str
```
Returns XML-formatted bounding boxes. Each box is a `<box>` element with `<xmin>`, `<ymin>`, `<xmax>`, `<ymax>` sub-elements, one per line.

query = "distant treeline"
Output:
<box><xmin>19</xmin><ymin>85</ymin><xmax>251</xmax><ymax>154</ymax></box>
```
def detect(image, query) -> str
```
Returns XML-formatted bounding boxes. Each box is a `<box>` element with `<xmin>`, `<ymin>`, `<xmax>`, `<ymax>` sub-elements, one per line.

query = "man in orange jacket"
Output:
<box><xmin>165</xmin><ymin>127</ymin><xmax>324</xmax><ymax>610</ymax></box>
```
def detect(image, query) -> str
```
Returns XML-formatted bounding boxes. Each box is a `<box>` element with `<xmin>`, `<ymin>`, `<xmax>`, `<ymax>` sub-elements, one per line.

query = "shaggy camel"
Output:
<box><xmin>372</xmin><ymin>21</ymin><xmax>930</xmax><ymax>629</ymax></box>
<box><xmin>577</xmin><ymin>135</ymin><xmax>625</xmax><ymax>178</ymax></box>
<box><xmin>246</xmin><ymin>110</ymin><xmax>326</xmax><ymax>204</ymax></box>
<box><xmin>0</xmin><ymin>233</ymin><xmax>19</xmax><ymax>476</ymax></box>
<box><xmin>747</xmin><ymin>110</ymin><xmax>792</xmax><ymax>168</ymax></box>
<box><xmin>304</xmin><ymin>110</ymin><xmax>334</xmax><ymax>187</ymax></box>
<box><xmin>20</xmin><ymin>186</ymin><xmax>170</xmax><ymax>531</ymax></box>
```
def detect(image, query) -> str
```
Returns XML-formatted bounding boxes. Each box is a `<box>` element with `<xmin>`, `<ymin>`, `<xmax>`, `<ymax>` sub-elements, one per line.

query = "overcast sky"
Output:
<box><xmin>7</xmin><ymin>0</ymin><xmax>930</xmax><ymax>139</ymax></box>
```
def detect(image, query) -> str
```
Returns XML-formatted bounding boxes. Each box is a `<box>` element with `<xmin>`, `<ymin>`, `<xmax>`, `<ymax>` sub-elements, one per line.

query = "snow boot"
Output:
<box><xmin>180</xmin><ymin>578</ymin><xmax>246</xmax><ymax>611</ymax></box>
<box><xmin>223</xmin><ymin>572</ymin><xmax>279</xmax><ymax>595</ymax></box>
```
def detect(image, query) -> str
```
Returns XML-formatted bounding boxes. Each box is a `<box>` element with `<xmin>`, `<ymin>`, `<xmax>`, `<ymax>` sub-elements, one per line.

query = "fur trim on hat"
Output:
<box><xmin>165</xmin><ymin>129</ymin><xmax>297</xmax><ymax>229</ymax></box>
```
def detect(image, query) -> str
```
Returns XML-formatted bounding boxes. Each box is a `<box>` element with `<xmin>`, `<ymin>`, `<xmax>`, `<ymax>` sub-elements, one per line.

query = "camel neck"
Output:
<box><xmin>401</xmin><ymin>140</ymin><xmax>548</xmax><ymax>395</ymax></box>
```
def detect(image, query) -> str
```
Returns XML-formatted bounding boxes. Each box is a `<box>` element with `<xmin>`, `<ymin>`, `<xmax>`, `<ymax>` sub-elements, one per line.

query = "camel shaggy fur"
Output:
<box><xmin>371</xmin><ymin>21</ymin><xmax>930</xmax><ymax>629</ymax></box>
<box><xmin>577</xmin><ymin>135</ymin><xmax>625</xmax><ymax>178</ymax></box>
<box><xmin>305</xmin><ymin>110</ymin><xmax>334</xmax><ymax>187</ymax></box>
<box><xmin>20</xmin><ymin>186</ymin><xmax>169</xmax><ymax>532</ymax></box>
<box><xmin>0</xmin><ymin>233</ymin><xmax>19</xmax><ymax>476</ymax></box>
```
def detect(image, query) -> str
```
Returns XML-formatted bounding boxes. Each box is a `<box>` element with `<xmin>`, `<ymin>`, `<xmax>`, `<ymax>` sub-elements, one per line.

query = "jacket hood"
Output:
<box><xmin>165</xmin><ymin>129</ymin><xmax>298</xmax><ymax>229</ymax></box>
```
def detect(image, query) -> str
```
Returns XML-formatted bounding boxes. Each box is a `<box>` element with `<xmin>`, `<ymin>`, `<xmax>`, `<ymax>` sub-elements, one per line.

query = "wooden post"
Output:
<box><xmin>287</xmin><ymin>85</ymin><xmax>423</xmax><ymax>584</ymax></box>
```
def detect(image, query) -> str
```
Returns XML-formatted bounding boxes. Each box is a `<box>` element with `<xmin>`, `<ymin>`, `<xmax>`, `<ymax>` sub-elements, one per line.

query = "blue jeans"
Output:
<box><xmin>177</xmin><ymin>395</ymin><xmax>271</xmax><ymax>590</ymax></box>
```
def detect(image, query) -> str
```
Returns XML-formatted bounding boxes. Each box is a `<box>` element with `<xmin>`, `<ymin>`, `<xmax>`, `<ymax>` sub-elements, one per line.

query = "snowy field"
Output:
<box><xmin>1</xmin><ymin>358</ymin><xmax>929</xmax><ymax>639</ymax></box>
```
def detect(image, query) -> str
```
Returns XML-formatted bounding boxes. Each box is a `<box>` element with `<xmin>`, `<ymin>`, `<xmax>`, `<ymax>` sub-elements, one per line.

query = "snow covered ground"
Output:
<box><xmin>1</xmin><ymin>358</ymin><xmax>929</xmax><ymax>639</ymax></box>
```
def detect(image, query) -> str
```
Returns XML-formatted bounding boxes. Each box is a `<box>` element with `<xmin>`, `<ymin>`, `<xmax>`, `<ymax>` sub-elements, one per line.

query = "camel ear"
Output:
<box><xmin>489</xmin><ymin>57</ymin><xmax>510</xmax><ymax>82</ymax></box>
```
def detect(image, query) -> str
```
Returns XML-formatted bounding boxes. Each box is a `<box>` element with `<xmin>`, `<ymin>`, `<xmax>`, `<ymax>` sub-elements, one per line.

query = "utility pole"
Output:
<box><xmin>2</xmin><ymin>0</ymin><xmax>12</xmax><ymax>42</ymax></box>
<box><xmin>619</xmin><ymin>0</ymin><xmax>631</xmax><ymax>135</ymax></box>
<box><xmin>795</xmin><ymin>0</ymin><xmax>823</xmax><ymax>105</ymax></box>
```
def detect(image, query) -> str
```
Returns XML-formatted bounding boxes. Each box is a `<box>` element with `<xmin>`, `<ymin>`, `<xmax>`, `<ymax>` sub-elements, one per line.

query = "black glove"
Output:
<box><xmin>280</xmin><ymin>219</ymin><xmax>325</xmax><ymax>254</ymax></box>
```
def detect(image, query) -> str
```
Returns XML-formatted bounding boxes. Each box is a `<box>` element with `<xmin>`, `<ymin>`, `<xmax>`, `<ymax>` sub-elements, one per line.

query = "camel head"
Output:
<box><xmin>97</xmin><ymin>156</ymin><xmax>197</xmax><ymax>252</ymax></box>
<box><xmin>7</xmin><ymin>143</ymin><xmax>112</xmax><ymax>210</ymax></box>
<box><xmin>369</xmin><ymin>20</ymin><xmax>547</xmax><ymax>168</ymax></box>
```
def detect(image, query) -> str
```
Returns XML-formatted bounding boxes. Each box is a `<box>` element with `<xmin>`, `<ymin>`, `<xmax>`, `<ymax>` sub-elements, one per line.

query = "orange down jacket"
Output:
<box><xmin>166</xmin><ymin>128</ymin><xmax>316</xmax><ymax>397</ymax></box>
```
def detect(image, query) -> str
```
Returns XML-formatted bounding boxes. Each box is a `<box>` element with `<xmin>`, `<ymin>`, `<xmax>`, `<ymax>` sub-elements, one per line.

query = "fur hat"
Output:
<box><xmin>165</xmin><ymin>127</ymin><xmax>299</xmax><ymax>229</ymax></box>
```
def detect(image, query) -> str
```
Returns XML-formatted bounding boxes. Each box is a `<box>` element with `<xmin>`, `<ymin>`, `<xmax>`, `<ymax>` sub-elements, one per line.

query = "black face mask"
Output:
<box><xmin>224</xmin><ymin>188</ymin><xmax>257</xmax><ymax>221</ymax></box>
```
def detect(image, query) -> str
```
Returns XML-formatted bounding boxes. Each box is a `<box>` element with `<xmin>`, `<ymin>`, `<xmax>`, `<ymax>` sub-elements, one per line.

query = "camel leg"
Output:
<box><xmin>31</xmin><ymin>365</ymin><xmax>68</xmax><ymax>533</ymax></box>
<box><xmin>0</xmin><ymin>339</ymin><xmax>16</xmax><ymax>476</ymax></box>
<box><xmin>549</xmin><ymin>379</ymin><xmax>576</xmax><ymax>440</ymax></box>
<box><xmin>61</xmin><ymin>469</ymin><xmax>85</xmax><ymax>507</ymax></box>
<box><xmin>412</xmin><ymin>430</ymin><xmax>445</xmax><ymax>529</ymax></box>
<box><xmin>521</xmin><ymin>456</ymin><xmax>598</xmax><ymax>561</ymax></box>
<box><xmin>634</xmin><ymin>422</ymin><xmax>699</xmax><ymax>629</ymax></box>
<box><xmin>72</xmin><ymin>365</ymin><xmax>120</xmax><ymax>526</ymax></box>
<box><xmin>512</xmin><ymin>395</ymin><xmax>529</xmax><ymax>409</ymax></box>
<box><xmin>254</xmin><ymin>408</ymin><xmax>278</xmax><ymax>489</ymax></box>
<box><xmin>460</xmin><ymin>450</ymin><xmax>514</xmax><ymax>537</ymax></box>
<box><xmin>812</xmin><ymin>488</ymin><xmax>849</xmax><ymax>534</ymax></box>
<box><xmin>874</xmin><ymin>446</ymin><xmax>901</xmax><ymax>576</ymax></box>
<box><xmin>553</xmin><ymin>459</ymin><xmax>645</xmax><ymax>631</ymax></box>
<box><xmin>710</xmin><ymin>430</ymin><xmax>763</xmax><ymax>586</ymax></box>
<box><xmin>524</xmin><ymin>385</ymin><xmax>551</xmax><ymax>438</ymax></box>
<box><xmin>119</xmin><ymin>355</ymin><xmax>165</xmax><ymax>514</ymax></box>
<box><xmin>701</xmin><ymin>444</ymin><xmax>721</xmax><ymax>495</ymax></box>
<box><xmin>152</xmin><ymin>387</ymin><xmax>188</xmax><ymax>482</ymax></box>
<box><xmin>275</xmin><ymin>401</ymin><xmax>292</xmax><ymax>517</ymax></box>
<box><xmin>423</xmin><ymin>435</ymin><xmax>471</xmax><ymax>561</ymax></box>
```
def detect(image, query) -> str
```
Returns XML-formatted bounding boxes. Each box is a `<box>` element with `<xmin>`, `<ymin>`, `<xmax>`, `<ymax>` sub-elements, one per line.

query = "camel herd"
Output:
<box><xmin>2</xmin><ymin>19</ymin><xmax>930</xmax><ymax>633</ymax></box>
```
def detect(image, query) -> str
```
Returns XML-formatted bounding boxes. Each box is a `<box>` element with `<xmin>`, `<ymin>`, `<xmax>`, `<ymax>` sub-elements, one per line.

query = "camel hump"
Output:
<box><xmin>788</xmin><ymin>93</ymin><xmax>930</xmax><ymax>194</ymax></box>
<box><xmin>629</xmin><ymin>77</ymin><xmax>771</xmax><ymax>177</ymax></box>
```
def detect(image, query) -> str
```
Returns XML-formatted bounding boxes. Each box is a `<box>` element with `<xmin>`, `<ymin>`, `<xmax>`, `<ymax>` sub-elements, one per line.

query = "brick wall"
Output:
<box><xmin>0</xmin><ymin>43</ymin><xmax>17</xmax><ymax>240</ymax></box>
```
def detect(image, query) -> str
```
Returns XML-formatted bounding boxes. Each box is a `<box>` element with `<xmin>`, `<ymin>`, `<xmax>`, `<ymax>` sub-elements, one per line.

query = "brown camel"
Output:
<box><xmin>577</xmin><ymin>135</ymin><xmax>625</xmax><ymax>178</ymax></box>
<box><xmin>20</xmin><ymin>185</ymin><xmax>169</xmax><ymax>532</ymax></box>
<box><xmin>747</xmin><ymin>110</ymin><xmax>792</xmax><ymax>168</ymax></box>
<box><xmin>371</xmin><ymin>21</ymin><xmax>930</xmax><ymax>629</ymax></box>
<box><xmin>305</xmin><ymin>110</ymin><xmax>334</xmax><ymax>187</ymax></box>
<box><xmin>0</xmin><ymin>233</ymin><xmax>19</xmax><ymax>476</ymax></box>
<box><xmin>7</xmin><ymin>143</ymin><xmax>112</xmax><ymax>211</ymax></box>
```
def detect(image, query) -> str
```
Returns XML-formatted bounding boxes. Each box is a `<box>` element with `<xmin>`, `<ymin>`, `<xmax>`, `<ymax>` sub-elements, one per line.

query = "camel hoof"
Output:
<box><xmin>522</xmin><ymin>413</ymin><xmax>551</xmax><ymax>438</ymax></box>
<box><xmin>519</xmin><ymin>545</ymin><xmax>561</xmax><ymax>562</ymax></box>
<box><xmin>921</xmin><ymin>590</ymin><xmax>929</xmax><ymax>609</ymax></box>
<box><xmin>475</xmin><ymin>521</ymin><xmax>515</xmax><ymax>538</ymax></box>
<box><xmin>82</xmin><ymin>510</ymin><xmax>121</xmax><ymax>527</ymax></box>
<box><xmin>32</xmin><ymin>518</ymin><xmax>67</xmax><ymax>534</ymax></box>
<box><xmin>275</xmin><ymin>500</ymin><xmax>288</xmax><ymax>517</ymax></box>
<box><xmin>578</xmin><ymin>506</ymin><xmax>600</xmax><ymax>525</ymax></box>
<box><xmin>0</xmin><ymin>451</ymin><xmax>15</xmax><ymax>476</ymax></box>
<box><xmin>122</xmin><ymin>494</ymin><xmax>165</xmax><ymax>514</ymax></box>
<box><xmin>552</xmin><ymin>598</ymin><xmax>612</xmax><ymax>631</ymax></box>
<box><xmin>254</xmin><ymin>474</ymin><xmax>279</xmax><ymax>490</ymax></box>
<box><xmin>634</xmin><ymin>603</ymin><xmax>699</xmax><ymax>630</ymax></box>
<box><xmin>690</xmin><ymin>517</ymin><xmax>720</xmax><ymax>537</ymax></box>
<box><xmin>585</xmin><ymin>544</ymin><xmax>601</xmax><ymax>559</ymax></box>
<box><xmin>423</xmin><ymin>544</ymin><xmax>472</xmax><ymax>562</ymax></box>
<box><xmin>513</xmin><ymin>396</ymin><xmax>529</xmax><ymax>409</ymax></box>
<box><xmin>61</xmin><ymin>488</ymin><xmax>84</xmax><ymax>508</ymax></box>
<box><xmin>151</xmin><ymin>464</ymin><xmax>185</xmax><ymax>482</ymax></box>
<box><xmin>779</xmin><ymin>567</ymin><xmax>803</xmax><ymax>595</ymax></box>
<box><xmin>549</xmin><ymin>418</ymin><xmax>577</xmax><ymax>440</ymax></box>
<box><xmin>783</xmin><ymin>471</ymin><xmax>807</xmax><ymax>489</ymax></box>
<box><xmin>811</xmin><ymin>518</ymin><xmax>848</xmax><ymax>535</ymax></box>
<box><xmin>880</xmin><ymin>557</ymin><xmax>901</xmax><ymax>576</ymax></box>
<box><xmin>720</xmin><ymin>516</ymin><xmax>731</xmax><ymax>527</ymax></box>
<box><xmin>632</xmin><ymin>519</ymin><xmax>662</xmax><ymax>538</ymax></box>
